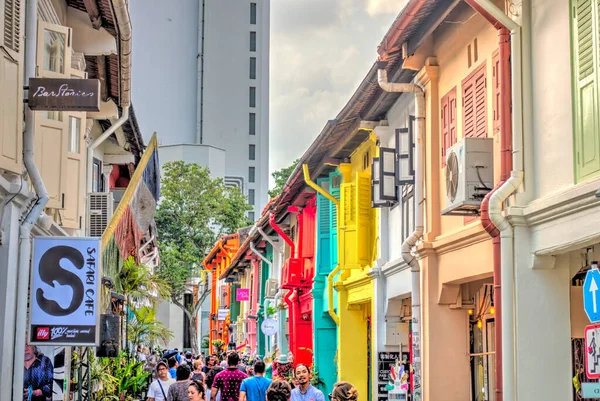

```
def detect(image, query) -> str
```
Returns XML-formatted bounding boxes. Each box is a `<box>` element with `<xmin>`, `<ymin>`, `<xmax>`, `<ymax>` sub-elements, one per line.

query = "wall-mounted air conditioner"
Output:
<box><xmin>87</xmin><ymin>192</ymin><xmax>114</xmax><ymax>237</ymax></box>
<box><xmin>442</xmin><ymin>137</ymin><xmax>493</xmax><ymax>216</ymax></box>
<box><xmin>265</xmin><ymin>279</ymin><xmax>279</xmax><ymax>298</ymax></box>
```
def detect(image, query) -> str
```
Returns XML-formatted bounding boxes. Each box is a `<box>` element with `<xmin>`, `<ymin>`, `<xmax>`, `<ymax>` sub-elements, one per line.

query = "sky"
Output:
<box><xmin>269</xmin><ymin>0</ymin><xmax>407</xmax><ymax>174</ymax></box>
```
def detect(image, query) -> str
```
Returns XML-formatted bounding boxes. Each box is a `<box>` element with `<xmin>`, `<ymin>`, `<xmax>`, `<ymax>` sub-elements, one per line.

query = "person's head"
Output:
<box><xmin>294</xmin><ymin>364</ymin><xmax>312</xmax><ymax>386</ymax></box>
<box><xmin>193</xmin><ymin>359</ymin><xmax>203</xmax><ymax>372</ymax></box>
<box><xmin>267</xmin><ymin>380</ymin><xmax>292</xmax><ymax>401</ymax></box>
<box><xmin>253</xmin><ymin>360</ymin><xmax>266</xmax><ymax>375</ymax></box>
<box><xmin>156</xmin><ymin>361</ymin><xmax>169</xmax><ymax>380</ymax></box>
<box><xmin>176</xmin><ymin>364</ymin><xmax>192</xmax><ymax>381</ymax></box>
<box><xmin>188</xmin><ymin>380</ymin><xmax>206</xmax><ymax>401</ymax></box>
<box><xmin>24</xmin><ymin>343</ymin><xmax>36</xmax><ymax>361</ymax></box>
<box><xmin>186</xmin><ymin>351</ymin><xmax>192</xmax><ymax>360</ymax></box>
<box><xmin>206</xmin><ymin>366</ymin><xmax>224</xmax><ymax>388</ymax></box>
<box><xmin>227</xmin><ymin>351</ymin><xmax>240</xmax><ymax>367</ymax></box>
<box><xmin>168</xmin><ymin>357</ymin><xmax>178</xmax><ymax>369</ymax></box>
<box><xmin>205</xmin><ymin>354</ymin><xmax>213</xmax><ymax>367</ymax></box>
<box><xmin>330</xmin><ymin>382</ymin><xmax>358</xmax><ymax>401</ymax></box>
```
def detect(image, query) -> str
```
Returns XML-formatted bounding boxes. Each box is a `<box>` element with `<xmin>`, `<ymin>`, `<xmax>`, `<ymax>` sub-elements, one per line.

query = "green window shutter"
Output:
<box><xmin>573</xmin><ymin>0</ymin><xmax>600</xmax><ymax>180</ymax></box>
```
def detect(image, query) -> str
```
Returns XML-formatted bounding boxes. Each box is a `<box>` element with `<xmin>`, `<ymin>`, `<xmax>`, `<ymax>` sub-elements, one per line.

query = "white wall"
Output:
<box><xmin>158</xmin><ymin>144</ymin><xmax>226</xmax><ymax>179</ymax></box>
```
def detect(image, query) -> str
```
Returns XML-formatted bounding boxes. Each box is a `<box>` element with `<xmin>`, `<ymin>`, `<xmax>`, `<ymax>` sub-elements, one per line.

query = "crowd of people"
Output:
<box><xmin>138</xmin><ymin>347</ymin><xmax>358</xmax><ymax>401</ymax></box>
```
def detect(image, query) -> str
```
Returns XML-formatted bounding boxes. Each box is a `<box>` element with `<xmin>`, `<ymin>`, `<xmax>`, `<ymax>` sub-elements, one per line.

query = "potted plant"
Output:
<box><xmin>212</xmin><ymin>339</ymin><xmax>225</xmax><ymax>353</ymax></box>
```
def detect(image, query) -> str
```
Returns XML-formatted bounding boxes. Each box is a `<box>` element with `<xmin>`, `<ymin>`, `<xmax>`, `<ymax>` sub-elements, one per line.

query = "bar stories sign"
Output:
<box><xmin>29</xmin><ymin>237</ymin><xmax>102</xmax><ymax>346</ymax></box>
<box><xmin>28</xmin><ymin>78</ymin><xmax>100</xmax><ymax>111</ymax></box>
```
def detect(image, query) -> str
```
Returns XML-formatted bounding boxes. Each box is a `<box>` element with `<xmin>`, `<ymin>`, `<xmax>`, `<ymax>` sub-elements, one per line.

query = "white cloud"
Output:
<box><xmin>365</xmin><ymin>0</ymin><xmax>407</xmax><ymax>16</ymax></box>
<box><xmin>269</xmin><ymin>0</ymin><xmax>400</xmax><ymax>177</ymax></box>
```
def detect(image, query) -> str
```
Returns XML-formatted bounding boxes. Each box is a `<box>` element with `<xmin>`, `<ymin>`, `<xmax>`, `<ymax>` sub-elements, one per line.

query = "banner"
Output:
<box><xmin>236</xmin><ymin>288</ymin><xmax>250</xmax><ymax>301</ymax></box>
<box><xmin>29</xmin><ymin>237</ymin><xmax>101</xmax><ymax>346</ymax></box>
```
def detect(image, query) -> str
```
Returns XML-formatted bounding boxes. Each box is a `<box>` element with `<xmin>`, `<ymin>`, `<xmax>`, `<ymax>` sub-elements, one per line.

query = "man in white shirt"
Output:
<box><xmin>147</xmin><ymin>361</ymin><xmax>175</xmax><ymax>401</ymax></box>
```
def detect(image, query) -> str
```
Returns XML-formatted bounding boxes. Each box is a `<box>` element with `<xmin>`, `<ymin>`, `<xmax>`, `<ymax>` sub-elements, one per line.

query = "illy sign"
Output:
<box><xmin>28</xmin><ymin>78</ymin><xmax>100</xmax><ymax>112</ymax></box>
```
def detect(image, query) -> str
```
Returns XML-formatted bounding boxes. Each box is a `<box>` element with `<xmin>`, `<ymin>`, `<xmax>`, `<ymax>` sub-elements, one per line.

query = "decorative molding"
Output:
<box><xmin>381</xmin><ymin>257</ymin><xmax>411</xmax><ymax>278</ymax></box>
<box><xmin>415</xmin><ymin>58</ymin><xmax>439</xmax><ymax>86</ymax></box>
<box><xmin>421</xmin><ymin>224</ymin><xmax>491</xmax><ymax>256</ymax></box>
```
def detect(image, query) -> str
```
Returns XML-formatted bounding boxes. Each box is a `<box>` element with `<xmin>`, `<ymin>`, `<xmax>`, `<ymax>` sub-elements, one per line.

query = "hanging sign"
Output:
<box><xmin>29</xmin><ymin>237</ymin><xmax>101</xmax><ymax>346</ymax></box>
<box><xmin>28</xmin><ymin>78</ymin><xmax>101</xmax><ymax>111</ymax></box>
<box><xmin>236</xmin><ymin>288</ymin><xmax>250</xmax><ymax>301</ymax></box>
<box><xmin>261</xmin><ymin>318</ymin><xmax>278</xmax><ymax>336</ymax></box>
<box><xmin>217</xmin><ymin>308</ymin><xmax>229</xmax><ymax>321</ymax></box>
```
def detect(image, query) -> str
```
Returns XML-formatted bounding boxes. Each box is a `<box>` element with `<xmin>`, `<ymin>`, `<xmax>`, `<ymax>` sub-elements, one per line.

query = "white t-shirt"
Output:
<box><xmin>147</xmin><ymin>378</ymin><xmax>175</xmax><ymax>401</ymax></box>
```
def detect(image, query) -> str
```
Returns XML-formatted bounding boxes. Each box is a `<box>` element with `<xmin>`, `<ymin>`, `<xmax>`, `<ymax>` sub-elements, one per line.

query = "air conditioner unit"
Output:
<box><xmin>87</xmin><ymin>192</ymin><xmax>114</xmax><ymax>237</ymax></box>
<box><xmin>281</xmin><ymin>257</ymin><xmax>309</xmax><ymax>289</ymax></box>
<box><xmin>442</xmin><ymin>137</ymin><xmax>493</xmax><ymax>216</ymax></box>
<box><xmin>265</xmin><ymin>279</ymin><xmax>279</xmax><ymax>298</ymax></box>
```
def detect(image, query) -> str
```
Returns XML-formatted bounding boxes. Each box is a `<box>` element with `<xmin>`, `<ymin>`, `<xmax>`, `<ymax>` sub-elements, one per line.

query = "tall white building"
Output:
<box><xmin>130</xmin><ymin>0</ymin><xmax>270</xmax><ymax>221</ymax></box>
<box><xmin>130</xmin><ymin>0</ymin><xmax>270</xmax><ymax>350</ymax></box>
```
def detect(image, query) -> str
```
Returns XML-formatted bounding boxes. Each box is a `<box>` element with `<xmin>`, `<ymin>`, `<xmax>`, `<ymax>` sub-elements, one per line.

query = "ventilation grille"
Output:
<box><xmin>4</xmin><ymin>0</ymin><xmax>21</xmax><ymax>53</ymax></box>
<box><xmin>87</xmin><ymin>193</ymin><xmax>113</xmax><ymax>237</ymax></box>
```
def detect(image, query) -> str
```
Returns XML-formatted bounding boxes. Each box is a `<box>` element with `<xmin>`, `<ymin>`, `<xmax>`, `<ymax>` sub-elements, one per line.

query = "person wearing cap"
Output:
<box><xmin>147</xmin><ymin>361</ymin><xmax>175</xmax><ymax>401</ymax></box>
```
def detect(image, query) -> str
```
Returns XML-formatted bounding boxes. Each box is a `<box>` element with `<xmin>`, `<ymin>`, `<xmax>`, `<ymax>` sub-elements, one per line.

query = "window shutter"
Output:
<box><xmin>316</xmin><ymin>179</ymin><xmax>332</xmax><ymax>273</ymax></box>
<box><xmin>379</xmin><ymin>147</ymin><xmax>397</xmax><ymax>201</ymax></box>
<box><xmin>441</xmin><ymin>88</ymin><xmax>457</xmax><ymax>166</ymax></box>
<box><xmin>339</xmin><ymin>180</ymin><xmax>356</xmax><ymax>269</ymax></box>
<box><xmin>463</xmin><ymin>63</ymin><xmax>487</xmax><ymax>138</ymax></box>
<box><xmin>492</xmin><ymin>50</ymin><xmax>501</xmax><ymax>135</ymax></box>
<box><xmin>396</xmin><ymin>127</ymin><xmax>414</xmax><ymax>184</ymax></box>
<box><xmin>330</xmin><ymin>172</ymin><xmax>340</xmax><ymax>267</ymax></box>
<box><xmin>573</xmin><ymin>0</ymin><xmax>600</xmax><ymax>179</ymax></box>
<box><xmin>3</xmin><ymin>0</ymin><xmax>21</xmax><ymax>53</ymax></box>
<box><xmin>355</xmin><ymin>171</ymin><xmax>373</xmax><ymax>267</ymax></box>
<box><xmin>372</xmin><ymin>157</ymin><xmax>388</xmax><ymax>208</ymax></box>
<box><xmin>449</xmin><ymin>90</ymin><xmax>457</xmax><ymax>144</ymax></box>
<box><xmin>62</xmin><ymin>113</ymin><xmax>86</xmax><ymax>229</ymax></box>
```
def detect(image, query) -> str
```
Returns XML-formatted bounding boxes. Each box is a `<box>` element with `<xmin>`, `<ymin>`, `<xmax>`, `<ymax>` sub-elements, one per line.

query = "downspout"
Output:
<box><xmin>13</xmin><ymin>1</ymin><xmax>50</xmax><ymax>398</ymax></box>
<box><xmin>377</xmin><ymin>66</ymin><xmax>424</xmax><ymax>401</ymax></box>
<box><xmin>465</xmin><ymin>2</ymin><xmax>523</xmax><ymax>400</ymax></box>
<box><xmin>479</xmin><ymin>26</ymin><xmax>512</xmax><ymax>401</ymax></box>
<box><xmin>250</xmin><ymin>241</ymin><xmax>271</xmax><ymax>356</ymax></box>
<box><xmin>303</xmin><ymin>164</ymin><xmax>340</xmax><ymax>325</ymax></box>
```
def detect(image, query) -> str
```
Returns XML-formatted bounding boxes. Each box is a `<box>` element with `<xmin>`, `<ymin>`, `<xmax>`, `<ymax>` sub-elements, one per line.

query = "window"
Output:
<box><xmin>43</xmin><ymin>28</ymin><xmax>66</xmax><ymax>74</ymax></box>
<box><xmin>401</xmin><ymin>185</ymin><xmax>415</xmax><ymax>242</ymax></box>
<box><xmin>249</xmin><ymin>166</ymin><xmax>255</xmax><ymax>183</ymax></box>
<box><xmin>92</xmin><ymin>158</ymin><xmax>103</xmax><ymax>192</ymax></box>
<box><xmin>248</xmin><ymin>189</ymin><xmax>255</xmax><ymax>205</ymax></box>
<box><xmin>571</xmin><ymin>0</ymin><xmax>600</xmax><ymax>181</ymax></box>
<box><xmin>441</xmin><ymin>87</ymin><xmax>457</xmax><ymax>166</ymax></box>
<box><xmin>492</xmin><ymin>50</ymin><xmax>501</xmax><ymax>135</ymax></box>
<box><xmin>249</xmin><ymin>211</ymin><xmax>255</xmax><ymax>222</ymax></box>
<box><xmin>250</xmin><ymin>3</ymin><xmax>257</xmax><ymax>24</ymax></box>
<box><xmin>250</xmin><ymin>57</ymin><xmax>256</xmax><ymax>79</ymax></box>
<box><xmin>249</xmin><ymin>144</ymin><xmax>256</xmax><ymax>160</ymax></box>
<box><xmin>250</xmin><ymin>31</ymin><xmax>257</xmax><ymax>51</ymax></box>
<box><xmin>462</xmin><ymin>62</ymin><xmax>487</xmax><ymax>138</ymax></box>
<box><xmin>249</xmin><ymin>113</ymin><xmax>256</xmax><ymax>135</ymax></box>
<box><xmin>68</xmin><ymin>116</ymin><xmax>81</xmax><ymax>153</ymax></box>
<box><xmin>249</xmin><ymin>87</ymin><xmax>256</xmax><ymax>107</ymax></box>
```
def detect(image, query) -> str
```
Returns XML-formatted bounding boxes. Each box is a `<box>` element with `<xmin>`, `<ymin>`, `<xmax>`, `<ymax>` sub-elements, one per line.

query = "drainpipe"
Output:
<box><xmin>479</xmin><ymin>26</ymin><xmax>512</xmax><ymax>401</ymax></box>
<box><xmin>303</xmin><ymin>164</ymin><xmax>340</xmax><ymax>324</ymax></box>
<box><xmin>464</xmin><ymin>2</ymin><xmax>523</xmax><ymax>400</ymax></box>
<box><xmin>377</xmin><ymin>65</ymin><xmax>424</xmax><ymax>401</ymax></box>
<box><xmin>250</xmin><ymin>241</ymin><xmax>272</xmax><ymax>355</ymax></box>
<box><xmin>12</xmin><ymin>1</ymin><xmax>50</xmax><ymax>398</ymax></box>
<box><xmin>87</xmin><ymin>107</ymin><xmax>130</xmax><ymax>194</ymax></box>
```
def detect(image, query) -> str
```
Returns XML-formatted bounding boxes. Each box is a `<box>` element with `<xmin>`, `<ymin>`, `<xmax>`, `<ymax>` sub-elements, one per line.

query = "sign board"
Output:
<box><xmin>261</xmin><ymin>318</ymin><xmax>278</xmax><ymax>336</ymax></box>
<box><xmin>217</xmin><ymin>308</ymin><xmax>229</xmax><ymax>321</ymax></box>
<box><xmin>28</xmin><ymin>78</ymin><xmax>101</xmax><ymax>111</ymax></box>
<box><xmin>29</xmin><ymin>237</ymin><xmax>101</xmax><ymax>346</ymax></box>
<box><xmin>582</xmin><ymin>382</ymin><xmax>600</xmax><ymax>398</ymax></box>
<box><xmin>586</xmin><ymin>324</ymin><xmax>600</xmax><ymax>379</ymax></box>
<box><xmin>236</xmin><ymin>288</ymin><xmax>250</xmax><ymax>301</ymax></box>
<box><xmin>584</xmin><ymin>269</ymin><xmax>600</xmax><ymax>323</ymax></box>
<box><xmin>378</xmin><ymin>352</ymin><xmax>410</xmax><ymax>399</ymax></box>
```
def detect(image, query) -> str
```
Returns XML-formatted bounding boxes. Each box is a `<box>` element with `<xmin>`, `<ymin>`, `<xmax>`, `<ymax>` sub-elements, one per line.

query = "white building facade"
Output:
<box><xmin>130</xmin><ymin>0</ymin><xmax>270</xmax><ymax>221</ymax></box>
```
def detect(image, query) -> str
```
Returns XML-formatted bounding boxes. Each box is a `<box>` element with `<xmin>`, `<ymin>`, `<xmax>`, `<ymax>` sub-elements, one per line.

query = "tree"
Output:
<box><xmin>155</xmin><ymin>161</ymin><xmax>252</xmax><ymax>353</ymax></box>
<box><xmin>268</xmin><ymin>159</ymin><xmax>299</xmax><ymax>199</ymax></box>
<box><xmin>128</xmin><ymin>306</ymin><xmax>174</xmax><ymax>349</ymax></box>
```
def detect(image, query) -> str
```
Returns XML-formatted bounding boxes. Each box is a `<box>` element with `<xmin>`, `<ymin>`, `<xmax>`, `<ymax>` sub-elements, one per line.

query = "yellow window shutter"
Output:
<box><xmin>356</xmin><ymin>171</ymin><xmax>373</xmax><ymax>267</ymax></box>
<box><xmin>340</xmin><ymin>181</ymin><xmax>357</xmax><ymax>269</ymax></box>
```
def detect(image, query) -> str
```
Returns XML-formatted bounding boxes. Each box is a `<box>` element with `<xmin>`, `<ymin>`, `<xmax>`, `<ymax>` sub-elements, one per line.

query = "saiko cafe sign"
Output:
<box><xmin>29</xmin><ymin>237</ymin><xmax>102</xmax><ymax>346</ymax></box>
<box><xmin>28</xmin><ymin>78</ymin><xmax>100</xmax><ymax>112</ymax></box>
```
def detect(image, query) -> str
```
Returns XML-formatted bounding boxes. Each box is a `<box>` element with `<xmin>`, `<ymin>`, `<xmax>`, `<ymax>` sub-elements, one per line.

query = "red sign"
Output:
<box><xmin>36</xmin><ymin>327</ymin><xmax>50</xmax><ymax>340</ymax></box>
<box><xmin>236</xmin><ymin>288</ymin><xmax>249</xmax><ymax>301</ymax></box>
<box><xmin>585</xmin><ymin>324</ymin><xmax>600</xmax><ymax>378</ymax></box>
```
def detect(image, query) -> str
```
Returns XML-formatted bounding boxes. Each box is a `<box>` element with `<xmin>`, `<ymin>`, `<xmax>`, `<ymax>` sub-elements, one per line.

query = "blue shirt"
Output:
<box><xmin>291</xmin><ymin>384</ymin><xmax>325</xmax><ymax>401</ymax></box>
<box><xmin>240</xmin><ymin>375</ymin><xmax>272</xmax><ymax>401</ymax></box>
<box><xmin>169</xmin><ymin>367</ymin><xmax>177</xmax><ymax>379</ymax></box>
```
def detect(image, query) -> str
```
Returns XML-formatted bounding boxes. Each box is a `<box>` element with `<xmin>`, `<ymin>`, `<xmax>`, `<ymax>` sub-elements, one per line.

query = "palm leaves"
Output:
<box><xmin>127</xmin><ymin>306</ymin><xmax>174</xmax><ymax>348</ymax></box>
<box><xmin>117</xmin><ymin>256</ymin><xmax>171</xmax><ymax>306</ymax></box>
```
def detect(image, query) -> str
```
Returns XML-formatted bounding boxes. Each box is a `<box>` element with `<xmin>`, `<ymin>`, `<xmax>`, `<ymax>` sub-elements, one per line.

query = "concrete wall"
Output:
<box><xmin>158</xmin><ymin>144</ymin><xmax>226</xmax><ymax>179</ymax></box>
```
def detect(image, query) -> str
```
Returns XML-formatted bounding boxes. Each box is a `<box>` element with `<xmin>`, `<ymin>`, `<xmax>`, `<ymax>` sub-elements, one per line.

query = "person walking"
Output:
<box><xmin>239</xmin><ymin>361</ymin><xmax>272</xmax><ymax>401</ymax></box>
<box><xmin>206</xmin><ymin>365</ymin><xmax>224</xmax><ymax>401</ymax></box>
<box><xmin>266</xmin><ymin>380</ymin><xmax>292</xmax><ymax>401</ymax></box>
<box><xmin>168</xmin><ymin>357</ymin><xmax>179</xmax><ymax>380</ymax></box>
<box><xmin>290</xmin><ymin>364</ymin><xmax>325</xmax><ymax>401</ymax></box>
<box><xmin>188</xmin><ymin>380</ymin><xmax>206</xmax><ymax>401</ymax></box>
<box><xmin>192</xmin><ymin>359</ymin><xmax>206</xmax><ymax>382</ymax></box>
<box><xmin>167</xmin><ymin>365</ymin><xmax>193</xmax><ymax>401</ymax></box>
<box><xmin>147</xmin><ymin>361</ymin><xmax>176</xmax><ymax>401</ymax></box>
<box><xmin>211</xmin><ymin>352</ymin><xmax>248</xmax><ymax>401</ymax></box>
<box><xmin>329</xmin><ymin>382</ymin><xmax>358</xmax><ymax>401</ymax></box>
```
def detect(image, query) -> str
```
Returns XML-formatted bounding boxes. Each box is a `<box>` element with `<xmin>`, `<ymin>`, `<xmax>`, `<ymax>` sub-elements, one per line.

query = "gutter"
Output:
<box><xmin>13</xmin><ymin>1</ymin><xmax>50</xmax><ymax>398</ymax></box>
<box><xmin>464</xmin><ymin>2</ymin><xmax>524</xmax><ymax>400</ymax></box>
<box><xmin>111</xmin><ymin>0</ymin><xmax>131</xmax><ymax>108</ymax></box>
<box><xmin>377</xmin><ymin>65</ymin><xmax>424</xmax><ymax>401</ymax></box>
<box><xmin>302</xmin><ymin>164</ymin><xmax>339</xmax><ymax>205</ymax></box>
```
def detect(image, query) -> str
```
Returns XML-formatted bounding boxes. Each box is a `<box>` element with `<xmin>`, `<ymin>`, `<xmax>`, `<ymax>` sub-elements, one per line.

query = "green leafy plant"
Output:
<box><xmin>128</xmin><ymin>306</ymin><xmax>174</xmax><ymax>348</ymax></box>
<box><xmin>212</xmin><ymin>339</ymin><xmax>225</xmax><ymax>352</ymax></box>
<box><xmin>89</xmin><ymin>351</ymin><xmax>150</xmax><ymax>401</ymax></box>
<box><xmin>266</xmin><ymin>305</ymin><xmax>277</xmax><ymax>317</ymax></box>
<box><xmin>268</xmin><ymin>159</ymin><xmax>299</xmax><ymax>199</ymax></box>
